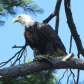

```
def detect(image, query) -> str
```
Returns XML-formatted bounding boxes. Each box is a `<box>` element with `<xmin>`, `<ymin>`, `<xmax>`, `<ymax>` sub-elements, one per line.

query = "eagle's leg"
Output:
<box><xmin>33</xmin><ymin>48</ymin><xmax>39</xmax><ymax>60</ymax></box>
<box><xmin>33</xmin><ymin>48</ymin><xmax>40</xmax><ymax>58</ymax></box>
<box><xmin>33</xmin><ymin>43</ymin><xmax>54</xmax><ymax>61</ymax></box>
<box><xmin>44</xmin><ymin>43</ymin><xmax>54</xmax><ymax>58</ymax></box>
<box><xmin>33</xmin><ymin>48</ymin><xmax>51</xmax><ymax>62</ymax></box>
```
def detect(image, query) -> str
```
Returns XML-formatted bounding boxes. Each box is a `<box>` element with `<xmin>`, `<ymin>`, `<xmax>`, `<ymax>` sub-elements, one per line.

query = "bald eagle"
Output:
<box><xmin>13</xmin><ymin>14</ymin><xmax>67</xmax><ymax>59</ymax></box>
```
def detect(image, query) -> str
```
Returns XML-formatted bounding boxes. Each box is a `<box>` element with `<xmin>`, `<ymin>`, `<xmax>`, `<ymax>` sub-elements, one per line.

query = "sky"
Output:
<box><xmin>0</xmin><ymin>0</ymin><xmax>84</xmax><ymax>83</ymax></box>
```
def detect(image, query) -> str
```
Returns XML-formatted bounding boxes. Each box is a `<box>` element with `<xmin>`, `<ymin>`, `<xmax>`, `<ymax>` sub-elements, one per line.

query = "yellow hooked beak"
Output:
<box><xmin>13</xmin><ymin>17</ymin><xmax>20</xmax><ymax>23</ymax></box>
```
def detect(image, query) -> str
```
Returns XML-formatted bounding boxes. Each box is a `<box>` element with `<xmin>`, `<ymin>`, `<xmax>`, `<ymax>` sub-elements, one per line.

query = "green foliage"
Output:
<box><xmin>0</xmin><ymin>81</ymin><xmax>2</xmax><ymax>84</ymax></box>
<box><xmin>0</xmin><ymin>0</ymin><xmax>44</xmax><ymax>26</ymax></box>
<box><xmin>0</xmin><ymin>3</ymin><xmax>5</xmax><ymax>26</ymax></box>
<box><xmin>25</xmin><ymin>59</ymin><xmax>32</xmax><ymax>63</ymax></box>
<box><xmin>2</xmin><ymin>70</ymin><xmax>59</xmax><ymax>84</ymax></box>
<box><xmin>25</xmin><ymin>70</ymin><xmax>56</xmax><ymax>84</ymax></box>
<box><xmin>0</xmin><ymin>3</ymin><xmax>3</xmax><ymax>11</ymax></box>
<box><xmin>0</xmin><ymin>21</ymin><xmax>5</xmax><ymax>26</ymax></box>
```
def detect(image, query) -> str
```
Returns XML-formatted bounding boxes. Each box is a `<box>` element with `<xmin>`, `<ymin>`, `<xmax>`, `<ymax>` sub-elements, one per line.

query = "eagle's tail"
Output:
<box><xmin>54</xmin><ymin>48</ymin><xmax>67</xmax><ymax>57</ymax></box>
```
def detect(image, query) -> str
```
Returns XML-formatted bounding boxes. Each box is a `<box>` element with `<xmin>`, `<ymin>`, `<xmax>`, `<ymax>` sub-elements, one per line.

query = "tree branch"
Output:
<box><xmin>0</xmin><ymin>45</ymin><xmax>27</xmax><ymax>68</ymax></box>
<box><xmin>69</xmin><ymin>34</ymin><xmax>72</xmax><ymax>53</ymax></box>
<box><xmin>12</xmin><ymin>45</ymin><xmax>25</xmax><ymax>48</ymax></box>
<box><xmin>55</xmin><ymin>0</ymin><xmax>62</xmax><ymax>35</ymax></box>
<box><xmin>59</xmin><ymin>69</ymin><xmax>67</xmax><ymax>82</ymax></box>
<box><xmin>43</xmin><ymin>0</ymin><xmax>62</xmax><ymax>25</ymax></box>
<box><xmin>43</xmin><ymin>14</ymin><xmax>54</xmax><ymax>23</ymax></box>
<box><xmin>76</xmin><ymin>53</ymin><xmax>80</xmax><ymax>84</ymax></box>
<box><xmin>64</xmin><ymin>0</ymin><xmax>84</xmax><ymax>56</ymax></box>
<box><xmin>0</xmin><ymin>54</ymin><xmax>84</xmax><ymax>81</ymax></box>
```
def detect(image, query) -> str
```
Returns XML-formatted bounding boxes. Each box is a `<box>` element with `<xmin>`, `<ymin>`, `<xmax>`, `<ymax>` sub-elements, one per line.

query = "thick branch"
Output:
<box><xmin>43</xmin><ymin>0</ymin><xmax>62</xmax><ymax>24</ymax></box>
<box><xmin>55</xmin><ymin>0</ymin><xmax>62</xmax><ymax>35</ymax></box>
<box><xmin>0</xmin><ymin>55</ymin><xmax>84</xmax><ymax>81</ymax></box>
<box><xmin>43</xmin><ymin>14</ymin><xmax>54</xmax><ymax>23</ymax></box>
<box><xmin>64</xmin><ymin>0</ymin><xmax>84</xmax><ymax>56</ymax></box>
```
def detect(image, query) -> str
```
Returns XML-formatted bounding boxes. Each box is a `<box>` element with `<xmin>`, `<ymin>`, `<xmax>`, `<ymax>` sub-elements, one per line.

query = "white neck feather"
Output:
<box><xmin>19</xmin><ymin>15</ymin><xmax>35</xmax><ymax>30</ymax></box>
<box><xmin>22</xmin><ymin>20</ymin><xmax>35</xmax><ymax>30</ymax></box>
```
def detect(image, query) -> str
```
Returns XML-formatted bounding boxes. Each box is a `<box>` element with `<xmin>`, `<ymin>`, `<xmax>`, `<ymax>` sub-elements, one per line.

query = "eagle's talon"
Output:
<box><xmin>33</xmin><ymin>58</ymin><xmax>38</xmax><ymax>61</ymax></box>
<box><xmin>44</xmin><ymin>54</ymin><xmax>54</xmax><ymax>58</ymax></box>
<box><xmin>33</xmin><ymin>55</ymin><xmax>51</xmax><ymax>62</ymax></box>
<box><xmin>48</xmin><ymin>55</ymin><xmax>54</xmax><ymax>58</ymax></box>
<box><xmin>44</xmin><ymin>54</ymin><xmax>50</xmax><ymax>58</ymax></box>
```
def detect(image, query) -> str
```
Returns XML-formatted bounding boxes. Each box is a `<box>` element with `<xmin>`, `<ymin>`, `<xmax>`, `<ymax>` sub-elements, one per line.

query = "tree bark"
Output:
<box><xmin>64</xmin><ymin>0</ymin><xmax>84</xmax><ymax>56</ymax></box>
<box><xmin>0</xmin><ymin>56</ymin><xmax>84</xmax><ymax>81</ymax></box>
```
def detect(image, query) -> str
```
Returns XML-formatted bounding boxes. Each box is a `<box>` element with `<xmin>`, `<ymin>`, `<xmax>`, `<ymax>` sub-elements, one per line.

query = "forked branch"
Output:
<box><xmin>43</xmin><ymin>0</ymin><xmax>62</xmax><ymax>22</ymax></box>
<box><xmin>0</xmin><ymin>45</ymin><xmax>27</xmax><ymax>68</ymax></box>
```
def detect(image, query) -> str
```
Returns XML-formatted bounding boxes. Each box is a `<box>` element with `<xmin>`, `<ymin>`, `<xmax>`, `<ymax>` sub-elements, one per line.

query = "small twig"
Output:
<box><xmin>0</xmin><ymin>45</ymin><xmax>27</xmax><ymax>68</ymax></box>
<box><xmin>67</xmin><ymin>73</ymin><xmax>72</xmax><ymax>84</ymax></box>
<box><xmin>11</xmin><ymin>49</ymin><xmax>25</xmax><ymax>66</ymax></box>
<box><xmin>10</xmin><ymin>61</ymin><xmax>12</xmax><ymax>66</ymax></box>
<box><xmin>0</xmin><ymin>48</ymin><xmax>23</xmax><ymax>68</ymax></box>
<box><xmin>76</xmin><ymin>69</ymin><xmax>80</xmax><ymax>84</ymax></box>
<box><xmin>24</xmin><ymin>48</ymin><xmax>27</xmax><ymax>63</ymax></box>
<box><xmin>76</xmin><ymin>52</ymin><xmax>80</xmax><ymax>84</ymax></box>
<box><xmin>67</xmin><ymin>33</ymin><xmax>73</xmax><ymax>84</ymax></box>
<box><xmin>11</xmin><ymin>44</ymin><xmax>27</xmax><ymax>66</ymax></box>
<box><xmin>12</xmin><ymin>45</ymin><xmax>26</xmax><ymax>48</ymax></box>
<box><xmin>70</xmin><ymin>69</ymin><xmax>75</xmax><ymax>83</ymax></box>
<box><xmin>59</xmin><ymin>69</ymin><xmax>67</xmax><ymax>82</ymax></box>
<box><xmin>19</xmin><ymin>59</ymin><xmax>20</xmax><ymax>64</ymax></box>
<box><xmin>12</xmin><ymin>42</ymin><xmax>28</xmax><ymax>48</ymax></box>
<box><xmin>69</xmin><ymin>34</ymin><xmax>72</xmax><ymax>53</ymax></box>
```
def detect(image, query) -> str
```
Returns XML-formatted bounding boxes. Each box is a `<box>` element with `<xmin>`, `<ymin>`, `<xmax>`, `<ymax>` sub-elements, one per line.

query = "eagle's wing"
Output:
<box><xmin>38</xmin><ymin>23</ymin><xmax>67</xmax><ymax>54</ymax></box>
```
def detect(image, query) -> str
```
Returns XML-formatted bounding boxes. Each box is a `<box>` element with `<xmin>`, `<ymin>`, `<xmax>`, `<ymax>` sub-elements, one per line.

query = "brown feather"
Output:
<box><xmin>24</xmin><ymin>22</ymin><xmax>67</xmax><ymax>57</ymax></box>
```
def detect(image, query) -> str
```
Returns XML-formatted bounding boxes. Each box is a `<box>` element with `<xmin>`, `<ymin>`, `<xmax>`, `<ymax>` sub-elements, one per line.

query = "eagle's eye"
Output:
<box><xmin>18</xmin><ymin>16</ymin><xmax>21</xmax><ymax>18</ymax></box>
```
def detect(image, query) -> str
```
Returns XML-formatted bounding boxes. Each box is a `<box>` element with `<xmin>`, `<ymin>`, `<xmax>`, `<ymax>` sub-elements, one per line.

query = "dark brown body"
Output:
<box><xmin>24</xmin><ymin>22</ymin><xmax>67</xmax><ymax>57</ymax></box>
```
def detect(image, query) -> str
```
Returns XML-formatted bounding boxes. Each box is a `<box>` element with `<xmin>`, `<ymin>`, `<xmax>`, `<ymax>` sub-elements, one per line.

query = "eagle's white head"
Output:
<box><xmin>13</xmin><ymin>14</ymin><xmax>35</xmax><ymax>30</ymax></box>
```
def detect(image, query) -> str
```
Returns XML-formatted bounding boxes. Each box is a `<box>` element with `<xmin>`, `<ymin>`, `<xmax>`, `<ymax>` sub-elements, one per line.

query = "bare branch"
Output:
<box><xmin>0</xmin><ymin>55</ymin><xmax>84</xmax><ymax>81</ymax></box>
<box><xmin>11</xmin><ymin>45</ymin><xmax>27</xmax><ymax>66</ymax></box>
<box><xmin>76</xmin><ymin>69</ymin><xmax>80</xmax><ymax>84</ymax></box>
<box><xmin>67</xmin><ymin>72</ymin><xmax>71</xmax><ymax>84</ymax></box>
<box><xmin>68</xmin><ymin>32</ymin><xmax>75</xmax><ymax>84</ymax></box>
<box><xmin>70</xmin><ymin>69</ymin><xmax>76</xmax><ymax>83</ymax></box>
<box><xmin>69</xmin><ymin>34</ymin><xmax>72</xmax><ymax>53</ymax></box>
<box><xmin>12</xmin><ymin>45</ymin><xmax>25</xmax><ymax>48</ymax></box>
<box><xmin>55</xmin><ymin>13</ymin><xmax>59</xmax><ymax>35</ymax></box>
<box><xmin>64</xmin><ymin>0</ymin><xmax>84</xmax><ymax>56</ymax></box>
<box><xmin>55</xmin><ymin>0</ymin><xmax>62</xmax><ymax>35</ymax></box>
<box><xmin>43</xmin><ymin>14</ymin><xmax>54</xmax><ymax>23</ymax></box>
<box><xmin>76</xmin><ymin>53</ymin><xmax>80</xmax><ymax>84</ymax></box>
<box><xmin>59</xmin><ymin>69</ymin><xmax>67</xmax><ymax>82</ymax></box>
<box><xmin>0</xmin><ymin>45</ymin><xmax>27</xmax><ymax>68</ymax></box>
<box><xmin>43</xmin><ymin>0</ymin><xmax>62</xmax><ymax>25</ymax></box>
<box><xmin>66</xmin><ymin>69</ymin><xmax>76</xmax><ymax>84</ymax></box>
<box><xmin>11</xmin><ymin>49</ymin><xmax>25</xmax><ymax>66</ymax></box>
